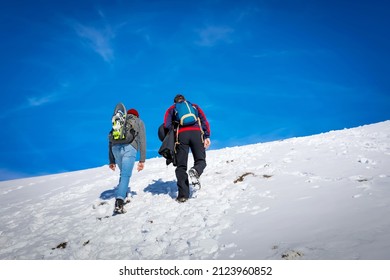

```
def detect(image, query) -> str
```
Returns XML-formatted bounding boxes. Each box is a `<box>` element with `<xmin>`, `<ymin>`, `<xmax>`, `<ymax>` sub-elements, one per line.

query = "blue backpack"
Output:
<box><xmin>175</xmin><ymin>101</ymin><xmax>198</xmax><ymax>126</ymax></box>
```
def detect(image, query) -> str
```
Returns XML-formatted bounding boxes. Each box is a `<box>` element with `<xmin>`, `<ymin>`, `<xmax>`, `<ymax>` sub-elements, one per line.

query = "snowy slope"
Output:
<box><xmin>1</xmin><ymin>121</ymin><xmax>390</xmax><ymax>260</ymax></box>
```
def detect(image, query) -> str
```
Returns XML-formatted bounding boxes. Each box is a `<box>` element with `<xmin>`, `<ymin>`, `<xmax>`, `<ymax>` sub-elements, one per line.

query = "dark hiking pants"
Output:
<box><xmin>175</xmin><ymin>130</ymin><xmax>206</xmax><ymax>198</ymax></box>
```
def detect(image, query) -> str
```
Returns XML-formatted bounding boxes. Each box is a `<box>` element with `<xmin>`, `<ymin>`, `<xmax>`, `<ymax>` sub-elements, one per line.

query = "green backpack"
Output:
<box><xmin>109</xmin><ymin>103</ymin><xmax>137</xmax><ymax>144</ymax></box>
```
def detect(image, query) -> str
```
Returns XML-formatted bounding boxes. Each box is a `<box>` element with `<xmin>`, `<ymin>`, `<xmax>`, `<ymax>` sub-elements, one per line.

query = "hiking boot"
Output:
<box><xmin>188</xmin><ymin>167</ymin><xmax>201</xmax><ymax>189</ymax></box>
<box><xmin>188</xmin><ymin>167</ymin><xmax>199</xmax><ymax>179</ymax></box>
<box><xmin>114</xmin><ymin>198</ymin><xmax>125</xmax><ymax>213</ymax></box>
<box><xmin>176</xmin><ymin>197</ymin><xmax>188</xmax><ymax>203</ymax></box>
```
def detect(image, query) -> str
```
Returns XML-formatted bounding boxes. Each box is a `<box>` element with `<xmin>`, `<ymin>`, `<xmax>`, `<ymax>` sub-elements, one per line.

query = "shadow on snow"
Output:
<box><xmin>99</xmin><ymin>179</ymin><xmax>177</xmax><ymax>200</ymax></box>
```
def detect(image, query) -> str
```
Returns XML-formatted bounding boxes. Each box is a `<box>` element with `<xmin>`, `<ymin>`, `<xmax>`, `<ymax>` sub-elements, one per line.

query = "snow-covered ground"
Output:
<box><xmin>1</xmin><ymin>121</ymin><xmax>390</xmax><ymax>260</ymax></box>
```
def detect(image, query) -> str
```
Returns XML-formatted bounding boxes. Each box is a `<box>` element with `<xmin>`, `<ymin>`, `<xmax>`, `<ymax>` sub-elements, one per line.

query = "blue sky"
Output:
<box><xmin>1</xmin><ymin>0</ymin><xmax>389</xmax><ymax>181</ymax></box>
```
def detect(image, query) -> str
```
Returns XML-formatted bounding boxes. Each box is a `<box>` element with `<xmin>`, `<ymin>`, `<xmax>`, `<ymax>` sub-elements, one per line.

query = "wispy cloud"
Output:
<box><xmin>252</xmin><ymin>50</ymin><xmax>290</xmax><ymax>58</ymax></box>
<box><xmin>27</xmin><ymin>93</ymin><xmax>58</xmax><ymax>107</ymax></box>
<box><xmin>73</xmin><ymin>22</ymin><xmax>115</xmax><ymax>63</ymax></box>
<box><xmin>195</xmin><ymin>25</ymin><xmax>234</xmax><ymax>47</ymax></box>
<box><xmin>253</xmin><ymin>49</ymin><xmax>332</xmax><ymax>58</ymax></box>
<box><xmin>0</xmin><ymin>83</ymin><xmax>69</xmax><ymax>119</ymax></box>
<box><xmin>26</xmin><ymin>82</ymin><xmax>70</xmax><ymax>108</ymax></box>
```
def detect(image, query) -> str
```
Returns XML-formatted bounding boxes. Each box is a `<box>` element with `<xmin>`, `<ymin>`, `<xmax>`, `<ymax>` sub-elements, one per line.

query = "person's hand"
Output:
<box><xmin>204</xmin><ymin>138</ymin><xmax>211</xmax><ymax>149</ymax></box>
<box><xmin>137</xmin><ymin>162</ymin><xmax>145</xmax><ymax>172</ymax></box>
<box><xmin>109</xmin><ymin>163</ymin><xmax>116</xmax><ymax>171</ymax></box>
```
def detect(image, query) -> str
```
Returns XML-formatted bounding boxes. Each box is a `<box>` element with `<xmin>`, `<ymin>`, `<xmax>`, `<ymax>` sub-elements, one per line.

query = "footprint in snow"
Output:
<box><xmin>357</xmin><ymin>157</ymin><xmax>376</xmax><ymax>165</ymax></box>
<box><xmin>281</xmin><ymin>250</ymin><xmax>304</xmax><ymax>260</ymax></box>
<box><xmin>92</xmin><ymin>200</ymin><xmax>112</xmax><ymax>220</ymax></box>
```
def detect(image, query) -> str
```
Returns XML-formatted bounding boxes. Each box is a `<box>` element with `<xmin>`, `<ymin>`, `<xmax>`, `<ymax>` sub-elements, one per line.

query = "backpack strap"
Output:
<box><xmin>174</xmin><ymin>127</ymin><xmax>180</xmax><ymax>153</ymax></box>
<box><xmin>174</xmin><ymin>115</ymin><xmax>204</xmax><ymax>152</ymax></box>
<box><xmin>197</xmin><ymin>117</ymin><xmax>205</xmax><ymax>143</ymax></box>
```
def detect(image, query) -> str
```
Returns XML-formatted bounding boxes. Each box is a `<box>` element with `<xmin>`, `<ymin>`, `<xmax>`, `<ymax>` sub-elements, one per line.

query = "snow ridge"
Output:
<box><xmin>1</xmin><ymin>121</ymin><xmax>390</xmax><ymax>260</ymax></box>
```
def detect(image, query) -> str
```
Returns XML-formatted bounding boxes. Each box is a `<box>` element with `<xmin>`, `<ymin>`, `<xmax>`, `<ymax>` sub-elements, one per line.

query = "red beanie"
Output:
<box><xmin>127</xmin><ymin>108</ymin><xmax>139</xmax><ymax>117</ymax></box>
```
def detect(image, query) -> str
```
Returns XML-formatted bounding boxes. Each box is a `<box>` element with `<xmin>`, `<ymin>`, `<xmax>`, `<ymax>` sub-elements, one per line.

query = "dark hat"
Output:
<box><xmin>174</xmin><ymin>94</ymin><xmax>185</xmax><ymax>103</ymax></box>
<box><xmin>127</xmin><ymin>108</ymin><xmax>139</xmax><ymax>117</ymax></box>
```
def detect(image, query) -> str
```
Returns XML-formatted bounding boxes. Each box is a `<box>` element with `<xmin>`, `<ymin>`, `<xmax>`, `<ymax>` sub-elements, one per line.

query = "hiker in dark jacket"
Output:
<box><xmin>163</xmin><ymin>94</ymin><xmax>211</xmax><ymax>202</ymax></box>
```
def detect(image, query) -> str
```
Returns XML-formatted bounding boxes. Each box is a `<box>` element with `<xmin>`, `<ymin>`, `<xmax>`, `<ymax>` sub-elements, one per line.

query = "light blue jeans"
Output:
<box><xmin>111</xmin><ymin>144</ymin><xmax>137</xmax><ymax>200</ymax></box>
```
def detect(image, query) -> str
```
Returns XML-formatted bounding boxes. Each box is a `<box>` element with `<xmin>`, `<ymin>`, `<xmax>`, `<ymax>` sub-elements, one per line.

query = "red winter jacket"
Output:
<box><xmin>163</xmin><ymin>102</ymin><xmax>210</xmax><ymax>138</ymax></box>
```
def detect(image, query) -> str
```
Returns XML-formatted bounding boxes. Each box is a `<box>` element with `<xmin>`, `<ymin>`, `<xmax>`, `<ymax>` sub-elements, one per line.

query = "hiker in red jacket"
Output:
<box><xmin>163</xmin><ymin>94</ymin><xmax>211</xmax><ymax>202</ymax></box>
